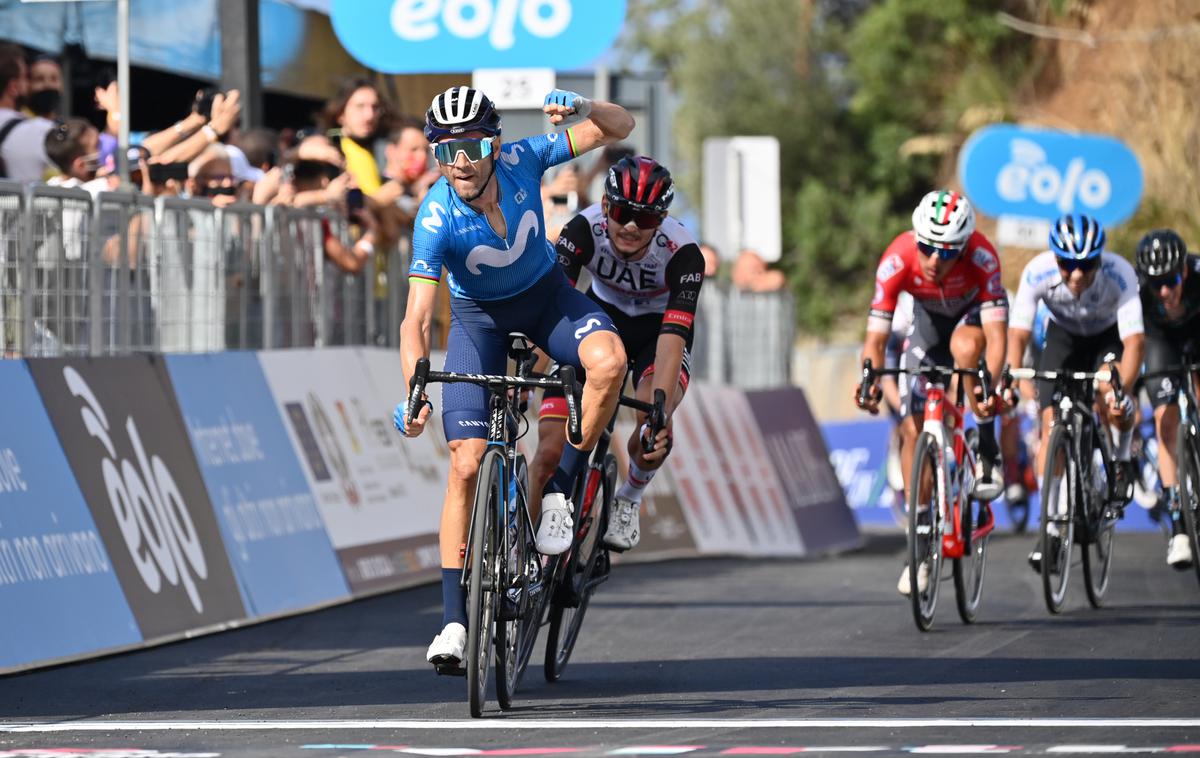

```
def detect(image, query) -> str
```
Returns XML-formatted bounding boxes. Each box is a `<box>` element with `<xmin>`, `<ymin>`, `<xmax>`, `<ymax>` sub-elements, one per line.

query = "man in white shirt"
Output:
<box><xmin>0</xmin><ymin>43</ymin><xmax>54</xmax><ymax>182</ymax></box>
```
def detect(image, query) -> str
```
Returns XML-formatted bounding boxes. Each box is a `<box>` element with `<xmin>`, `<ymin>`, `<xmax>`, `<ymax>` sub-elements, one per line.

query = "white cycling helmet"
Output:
<box><xmin>912</xmin><ymin>189</ymin><xmax>976</xmax><ymax>249</ymax></box>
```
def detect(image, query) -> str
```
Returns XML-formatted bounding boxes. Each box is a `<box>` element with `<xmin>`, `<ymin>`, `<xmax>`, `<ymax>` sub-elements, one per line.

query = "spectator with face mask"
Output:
<box><xmin>44</xmin><ymin>118</ymin><xmax>104</xmax><ymax>191</ymax></box>
<box><xmin>0</xmin><ymin>43</ymin><xmax>54</xmax><ymax>182</ymax></box>
<box><xmin>26</xmin><ymin>55</ymin><xmax>63</xmax><ymax>121</ymax></box>
<box><xmin>374</xmin><ymin>119</ymin><xmax>439</xmax><ymax>215</ymax></box>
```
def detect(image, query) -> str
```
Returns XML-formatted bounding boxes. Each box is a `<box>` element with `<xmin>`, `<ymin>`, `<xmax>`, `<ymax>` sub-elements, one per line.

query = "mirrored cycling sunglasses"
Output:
<box><xmin>1056</xmin><ymin>256</ymin><xmax>1100</xmax><ymax>273</ymax></box>
<box><xmin>432</xmin><ymin>137</ymin><xmax>494</xmax><ymax>165</ymax></box>
<box><xmin>915</xmin><ymin>240</ymin><xmax>964</xmax><ymax>260</ymax></box>
<box><xmin>1148</xmin><ymin>272</ymin><xmax>1182</xmax><ymax>290</ymax></box>
<box><xmin>607</xmin><ymin>201</ymin><xmax>665</xmax><ymax>230</ymax></box>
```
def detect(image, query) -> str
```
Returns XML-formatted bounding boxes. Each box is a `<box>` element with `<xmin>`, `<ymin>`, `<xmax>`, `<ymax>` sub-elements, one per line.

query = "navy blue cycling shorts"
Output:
<box><xmin>442</xmin><ymin>267</ymin><xmax>618</xmax><ymax>441</ymax></box>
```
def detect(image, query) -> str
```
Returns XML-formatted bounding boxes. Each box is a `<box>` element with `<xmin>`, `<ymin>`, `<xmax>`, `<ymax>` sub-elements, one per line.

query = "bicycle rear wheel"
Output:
<box><xmin>953</xmin><ymin>498</ymin><xmax>988</xmax><ymax>624</ymax></box>
<box><xmin>507</xmin><ymin>455</ymin><xmax>548</xmax><ymax>698</ymax></box>
<box><xmin>1176</xmin><ymin>424</ymin><xmax>1200</xmax><ymax>589</ymax></box>
<box><xmin>1040</xmin><ymin>424</ymin><xmax>1075</xmax><ymax>614</ymax></box>
<box><xmin>467</xmin><ymin>448</ymin><xmax>503</xmax><ymax>718</ymax></box>
<box><xmin>545</xmin><ymin>453</ymin><xmax>616</xmax><ymax>680</ymax></box>
<box><xmin>907</xmin><ymin>432</ymin><xmax>942</xmax><ymax>632</ymax></box>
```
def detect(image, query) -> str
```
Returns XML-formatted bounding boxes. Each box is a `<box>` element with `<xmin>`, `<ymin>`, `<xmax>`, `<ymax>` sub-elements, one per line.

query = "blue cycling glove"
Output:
<box><xmin>543</xmin><ymin>89</ymin><xmax>592</xmax><ymax>125</ymax></box>
<box><xmin>394</xmin><ymin>399</ymin><xmax>432</xmax><ymax>435</ymax></box>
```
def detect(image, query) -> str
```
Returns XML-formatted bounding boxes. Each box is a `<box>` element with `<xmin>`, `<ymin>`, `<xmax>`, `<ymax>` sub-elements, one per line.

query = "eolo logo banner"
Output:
<box><xmin>958</xmin><ymin>124</ymin><xmax>1143</xmax><ymax>226</ymax></box>
<box><xmin>332</xmin><ymin>0</ymin><xmax>627</xmax><ymax>73</ymax></box>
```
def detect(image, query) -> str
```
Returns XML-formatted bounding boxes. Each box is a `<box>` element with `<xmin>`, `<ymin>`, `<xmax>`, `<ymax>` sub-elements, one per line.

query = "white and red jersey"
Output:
<box><xmin>867</xmin><ymin>230</ymin><xmax>1008</xmax><ymax>334</ymax></box>
<box><xmin>556</xmin><ymin>204</ymin><xmax>705</xmax><ymax>339</ymax></box>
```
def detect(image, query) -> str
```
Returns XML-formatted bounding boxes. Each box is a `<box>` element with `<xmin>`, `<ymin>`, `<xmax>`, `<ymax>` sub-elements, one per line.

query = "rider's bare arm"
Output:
<box><xmin>400</xmin><ymin>281</ymin><xmax>437</xmax><ymax>397</ymax></box>
<box><xmin>564</xmin><ymin>101</ymin><xmax>635</xmax><ymax>156</ymax></box>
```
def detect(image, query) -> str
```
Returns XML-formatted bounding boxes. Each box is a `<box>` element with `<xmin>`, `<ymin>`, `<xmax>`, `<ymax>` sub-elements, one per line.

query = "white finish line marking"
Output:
<box><xmin>2</xmin><ymin>719</ymin><xmax>1199</xmax><ymax>732</ymax></box>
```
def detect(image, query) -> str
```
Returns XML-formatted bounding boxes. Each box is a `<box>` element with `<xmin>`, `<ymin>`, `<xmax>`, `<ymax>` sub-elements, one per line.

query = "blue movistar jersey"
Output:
<box><xmin>409</xmin><ymin>132</ymin><xmax>578</xmax><ymax>301</ymax></box>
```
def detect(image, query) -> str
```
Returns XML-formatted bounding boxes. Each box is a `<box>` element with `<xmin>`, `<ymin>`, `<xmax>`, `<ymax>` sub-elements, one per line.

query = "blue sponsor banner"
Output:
<box><xmin>332</xmin><ymin>0</ymin><xmax>626</xmax><ymax>73</ymax></box>
<box><xmin>822</xmin><ymin>417</ymin><xmax>899</xmax><ymax>528</ymax></box>
<box><xmin>0</xmin><ymin>362</ymin><xmax>140</xmax><ymax>670</ymax></box>
<box><xmin>165</xmin><ymin>353</ymin><xmax>349</xmax><ymax>616</ymax></box>
<box><xmin>822</xmin><ymin>413</ymin><xmax>1161</xmax><ymax>533</ymax></box>
<box><xmin>958</xmin><ymin>124</ymin><xmax>1143</xmax><ymax>225</ymax></box>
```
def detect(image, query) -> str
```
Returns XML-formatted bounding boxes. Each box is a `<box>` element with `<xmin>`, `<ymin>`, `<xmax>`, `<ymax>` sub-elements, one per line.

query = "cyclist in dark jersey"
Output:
<box><xmin>1136</xmin><ymin>229</ymin><xmax>1200</xmax><ymax>569</ymax></box>
<box><xmin>532</xmin><ymin>156</ymin><xmax>705</xmax><ymax>551</ymax></box>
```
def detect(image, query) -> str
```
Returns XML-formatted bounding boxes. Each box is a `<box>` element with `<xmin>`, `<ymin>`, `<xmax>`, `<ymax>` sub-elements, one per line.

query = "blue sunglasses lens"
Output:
<box><xmin>916</xmin><ymin>241</ymin><xmax>963</xmax><ymax>259</ymax></box>
<box><xmin>1149</xmin><ymin>273</ymin><xmax>1181</xmax><ymax>289</ymax></box>
<box><xmin>433</xmin><ymin>138</ymin><xmax>493</xmax><ymax>165</ymax></box>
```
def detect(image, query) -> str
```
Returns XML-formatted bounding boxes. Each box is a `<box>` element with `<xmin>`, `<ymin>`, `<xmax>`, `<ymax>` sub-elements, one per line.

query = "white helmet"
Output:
<box><xmin>912</xmin><ymin>190</ymin><xmax>976</xmax><ymax>249</ymax></box>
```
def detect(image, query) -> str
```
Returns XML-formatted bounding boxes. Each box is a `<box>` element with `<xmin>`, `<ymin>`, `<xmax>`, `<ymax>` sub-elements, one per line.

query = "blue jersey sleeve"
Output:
<box><xmin>505</xmin><ymin>132</ymin><xmax>577</xmax><ymax>180</ymax></box>
<box><xmin>410</xmin><ymin>188</ymin><xmax>451</xmax><ymax>286</ymax></box>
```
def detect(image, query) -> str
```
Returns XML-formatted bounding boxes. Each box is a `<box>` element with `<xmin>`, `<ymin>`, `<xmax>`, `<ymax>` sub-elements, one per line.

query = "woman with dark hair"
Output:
<box><xmin>322</xmin><ymin>77</ymin><xmax>390</xmax><ymax>196</ymax></box>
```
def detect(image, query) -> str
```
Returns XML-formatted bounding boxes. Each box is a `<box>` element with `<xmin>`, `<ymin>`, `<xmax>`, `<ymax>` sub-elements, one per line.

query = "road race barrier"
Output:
<box><xmin>0</xmin><ymin>181</ymin><xmax>408</xmax><ymax>358</ymax></box>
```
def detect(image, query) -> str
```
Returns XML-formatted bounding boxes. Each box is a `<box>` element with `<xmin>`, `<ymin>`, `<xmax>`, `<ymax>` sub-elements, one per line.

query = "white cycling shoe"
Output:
<box><xmin>972</xmin><ymin>456</ymin><xmax>1004</xmax><ymax>502</ymax></box>
<box><xmin>1167</xmin><ymin>533</ymin><xmax>1193</xmax><ymax>569</ymax></box>
<box><xmin>536</xmin><ymin>492</ymin><xmax>574</xmax><ymax>555</ymax></box>
<box><xmin>603</xmin><ymin>495</ymin><xmax>641</xmax><ymax>552</ymax></box>
<box><xmin>426</xmin><ymin>622</ymin><xmax>466</xmax><ymax>672</ymax></box>
<box><xmin>897</xmin><ymin>561</ymin><xmax>930</xmax><ymax>596</ymax></box>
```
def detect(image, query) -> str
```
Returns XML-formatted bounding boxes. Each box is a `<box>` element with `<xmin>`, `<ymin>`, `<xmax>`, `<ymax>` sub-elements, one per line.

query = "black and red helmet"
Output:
<box><xmin>604</xmin><ymin>155</ymin><xmax>675</xmax><ymax>212</ymax></box>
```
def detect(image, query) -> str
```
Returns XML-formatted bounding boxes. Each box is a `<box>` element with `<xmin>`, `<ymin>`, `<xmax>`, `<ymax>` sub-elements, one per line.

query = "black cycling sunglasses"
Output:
<box><xmin>1148</xmin><ymin>272</ymin><xmax>1182</xmax><ymax>290</ymax></box>
<box><xmin>607</xmin><ymin>201</ymin><xmax>665</xmax><ymax>230</ymax></box>
<box><xmin>1057</xmin><ymin>256</ymin><xmax>1100</xmax><ymax>273</ymax></box>
<box><xmin>915</xmin><ymin>240</ymin><xmax>964</xmax><ymax>260</ymax></box>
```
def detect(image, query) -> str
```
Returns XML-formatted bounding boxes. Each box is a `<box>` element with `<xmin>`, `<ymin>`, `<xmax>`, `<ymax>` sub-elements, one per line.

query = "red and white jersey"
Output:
<box><xmin>868</xmin><ymin>230</ymin><xmax>1008</xmax><ymax>333</ymax></box>
<box><xmin>556</xmin><ymin>204</ymin><xmax>705</xmax><ymax>331</ymax></box>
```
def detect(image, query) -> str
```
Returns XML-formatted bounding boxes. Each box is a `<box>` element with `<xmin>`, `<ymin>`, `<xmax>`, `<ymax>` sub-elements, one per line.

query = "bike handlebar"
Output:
<box><xmin>641</xmin><ymin>389</ymin><xmax>668</xmax><ymax>454</ymax></box>
<box><xmin>406</xmin><ymin>357</ymin><xmax>584</xmax><ymax>445</ymax></box>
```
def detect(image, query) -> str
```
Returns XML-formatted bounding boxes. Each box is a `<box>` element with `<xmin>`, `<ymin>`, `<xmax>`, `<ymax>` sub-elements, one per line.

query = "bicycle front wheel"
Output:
<box><xmin>545</xmin><ymin>453</ymin><xmax>617</xmax><ymax>680</ymax></box>
<box><xmin>907</xmin><ymin>432</ymin><xmax>942</xmax><ymax>632</ymax></box>
<box><xmin>1040</xmin><ymin>424</ymin><xmax>1075</xmax><ymax>614</ymax></box>
<box><xmin>1082</xmin><ymin>442</ymin><xmax>1116</xmax><ymax>608</ymax></box>
<box><xmin>1176</xmin><ymin>423</ymin><xmax>1200</xmax><ymax>590</ymax></box>
<box><xmin>467</xmin><ymin>448</ymin><xmax>503</xmax><ymax>718</ymax></box>
<box><xmin>953</xmin><ymin>498</ymin><xmax>988</xmax><ymax>624</ymax></box>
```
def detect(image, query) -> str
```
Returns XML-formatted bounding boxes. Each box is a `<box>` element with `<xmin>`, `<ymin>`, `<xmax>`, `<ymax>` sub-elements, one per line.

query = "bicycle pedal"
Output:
<box><xmin>433</xmin><ymin>660</ymin><xmax>467</xmax><ymax>677</ymax></box>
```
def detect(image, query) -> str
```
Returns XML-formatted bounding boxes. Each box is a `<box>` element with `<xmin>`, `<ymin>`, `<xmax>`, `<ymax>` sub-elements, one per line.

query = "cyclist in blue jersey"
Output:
<box><xmin>392</xmin><ymin>86</ymin><xmax>634</xmax><ymax>674</ymax></box>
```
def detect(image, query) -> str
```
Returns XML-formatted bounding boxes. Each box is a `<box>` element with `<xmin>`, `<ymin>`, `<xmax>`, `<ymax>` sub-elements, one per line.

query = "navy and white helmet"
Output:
<box><xmin>1135</xmin><ymin>229</ymin><xmax>1187</xmax><ymax>278</ymax></box>
<box><xmin>1049</xmin><ymin>214</ymin><xmax>1106</xmax><ymax>261</ymax></box>
<box><xmin>424</xmin><ymin>86</ymin><xmax>501</xmax><ymax>141</ymax></box>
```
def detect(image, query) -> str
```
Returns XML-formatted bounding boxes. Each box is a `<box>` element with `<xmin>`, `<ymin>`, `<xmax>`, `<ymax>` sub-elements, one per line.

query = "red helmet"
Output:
<box><xmin>604</xmin><ymin>155</ymin><xmax>674</xmax><ymax>212</ymax></box>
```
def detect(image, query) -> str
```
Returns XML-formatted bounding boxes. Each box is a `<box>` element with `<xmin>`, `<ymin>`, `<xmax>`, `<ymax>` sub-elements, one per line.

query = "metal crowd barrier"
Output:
<box><xmin>0</xmin><ymin>181</ymin><xmax>411</xmax><ymax>357</ymax></box>
<box><xmin>691</xmin><ymin>283</ymin><xmax>795</xmax><ymax>389</ymax></box>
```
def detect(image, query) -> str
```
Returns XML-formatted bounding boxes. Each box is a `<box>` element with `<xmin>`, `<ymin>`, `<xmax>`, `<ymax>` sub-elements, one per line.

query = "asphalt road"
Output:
<box><xmin>0</xmin><ymin>532</ymin><xmax>1197</xmax><ymax>757</ymax></box>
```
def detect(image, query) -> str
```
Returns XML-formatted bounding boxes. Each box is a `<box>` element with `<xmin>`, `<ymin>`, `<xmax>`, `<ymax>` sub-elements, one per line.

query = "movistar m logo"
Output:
<box><xmin>465</xmin><ymin>209</ymin><xmax>539</xmax><ymax>274</ymax></box>
<box><xmin>421</xmin><ymin>201</ymin><xmax>448</xmax><ymax>234</ymax></box>
<box><xmin>574</xmin><ymin>318</ymin><xmax>602</xmax><ymax>340</ymax></box>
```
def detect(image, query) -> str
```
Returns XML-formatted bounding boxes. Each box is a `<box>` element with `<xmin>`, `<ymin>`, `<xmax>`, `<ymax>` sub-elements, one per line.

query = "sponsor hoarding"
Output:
<box><xmin>745</xmin><ymin>387</ymin><xmax>861</xmax><ymax>553</ymax></box>
<box><xmin>27</xmin><ymin>356</ymin><xmax>246</xmax><ymax>639</ymax></box>
<box><xmin>258</xmin><ymin>348</ymin><xmax>441</xmax><ymax>593</ymax></box>
<box><xmin>0</xmin><ymin>361</ymin><xmax>141</xmax><ymax>670</ymax></box>
<box><xmin>164</xmin><ymin>353</ymin><xmax>350</xmax><ymax>615</ymax></box>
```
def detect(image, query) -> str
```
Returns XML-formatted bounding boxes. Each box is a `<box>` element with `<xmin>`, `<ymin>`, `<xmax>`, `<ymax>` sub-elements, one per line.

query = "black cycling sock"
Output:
<box><xmin>978</xmin><ymin>418</ymin><xmax>998</xmax><ymax>467</ymax></box>
<box><xmin>441</xmin><ymin>568</ymin><xmax>467</xmax><ymax>628</ymax></box>
<box><xmin>545</xmin><ymin>441</ymin><xmax>590</xmax><ymax>497</ymax></box>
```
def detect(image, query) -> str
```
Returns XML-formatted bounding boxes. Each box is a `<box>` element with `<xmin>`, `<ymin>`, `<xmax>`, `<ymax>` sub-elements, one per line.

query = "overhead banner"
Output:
<box><xmin>745</xmin><ymin>387</ymin><xmax>861</xmax><ymax>554</ymax></box>
<box><xmin>0</xmin><ymin>361</ymin><xmax>141</xmax><ymax>671</ymax></box>
<box><xmin>258</xmin><ymin>348</ymin><xmax>443</xmax><ymax>594</ymax></box>
<box><xmin>332</xmin><ymin>0</ymin><xmax>627</xmax><ymax>74</ymax></box>
<box><xmin>27</xmin><ymin>357</ymin><xmax>247</xmax><ymax>640</ymax></box>
<box><xmin>164</xmin><ymin>353</ymin><xmax>350</xmax><ymax>616</ymax></box>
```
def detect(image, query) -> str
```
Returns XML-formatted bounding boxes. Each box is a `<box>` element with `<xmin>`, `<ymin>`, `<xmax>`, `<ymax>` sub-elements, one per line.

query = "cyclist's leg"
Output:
<box><xmin>1145</xmin><ymin>331</ymin><xmax>1189</xmax><ymax>561</ymax></box>
<box><xmin>531</xmin><ymin>384</ymin><xmax>571</xmax><ymax>519</ymax></box>
<box><xmin>1089</xmin><ymin>327</ymin><xmax>1135</xmax><ymax>501</ymax></box>
<box><xmin>950</xmin><ymin>313</ymin><xmax>1001</xmax><ymax>498</ymax></box>
<box><xmin>535</xmin><ymin>272</ymin><xmax>625</xmax><ymax>493</ymax></box>
<box><xmin>428</xmin><ymin>302</ymin><xmax>506</xmax><ymax>667</ymax></box>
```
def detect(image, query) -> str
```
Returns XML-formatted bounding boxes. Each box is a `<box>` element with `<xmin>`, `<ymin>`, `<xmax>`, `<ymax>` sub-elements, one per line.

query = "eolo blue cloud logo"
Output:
<box><xmin>958</xmin><ymin>124</ymin><xmax>1143</xmax><ymax>226</ymax></box>
<box><xmin>331</xmin><ymin>0</ymin><xmax>627</xmax><ymax>74</ymax></box>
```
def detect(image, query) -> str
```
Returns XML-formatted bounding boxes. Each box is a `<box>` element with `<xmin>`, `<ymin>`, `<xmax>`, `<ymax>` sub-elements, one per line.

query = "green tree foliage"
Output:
<box><xmin>624</xmin><ymin>0</ymin><xmax>1032</xmax><ymax>335</ymax></box>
